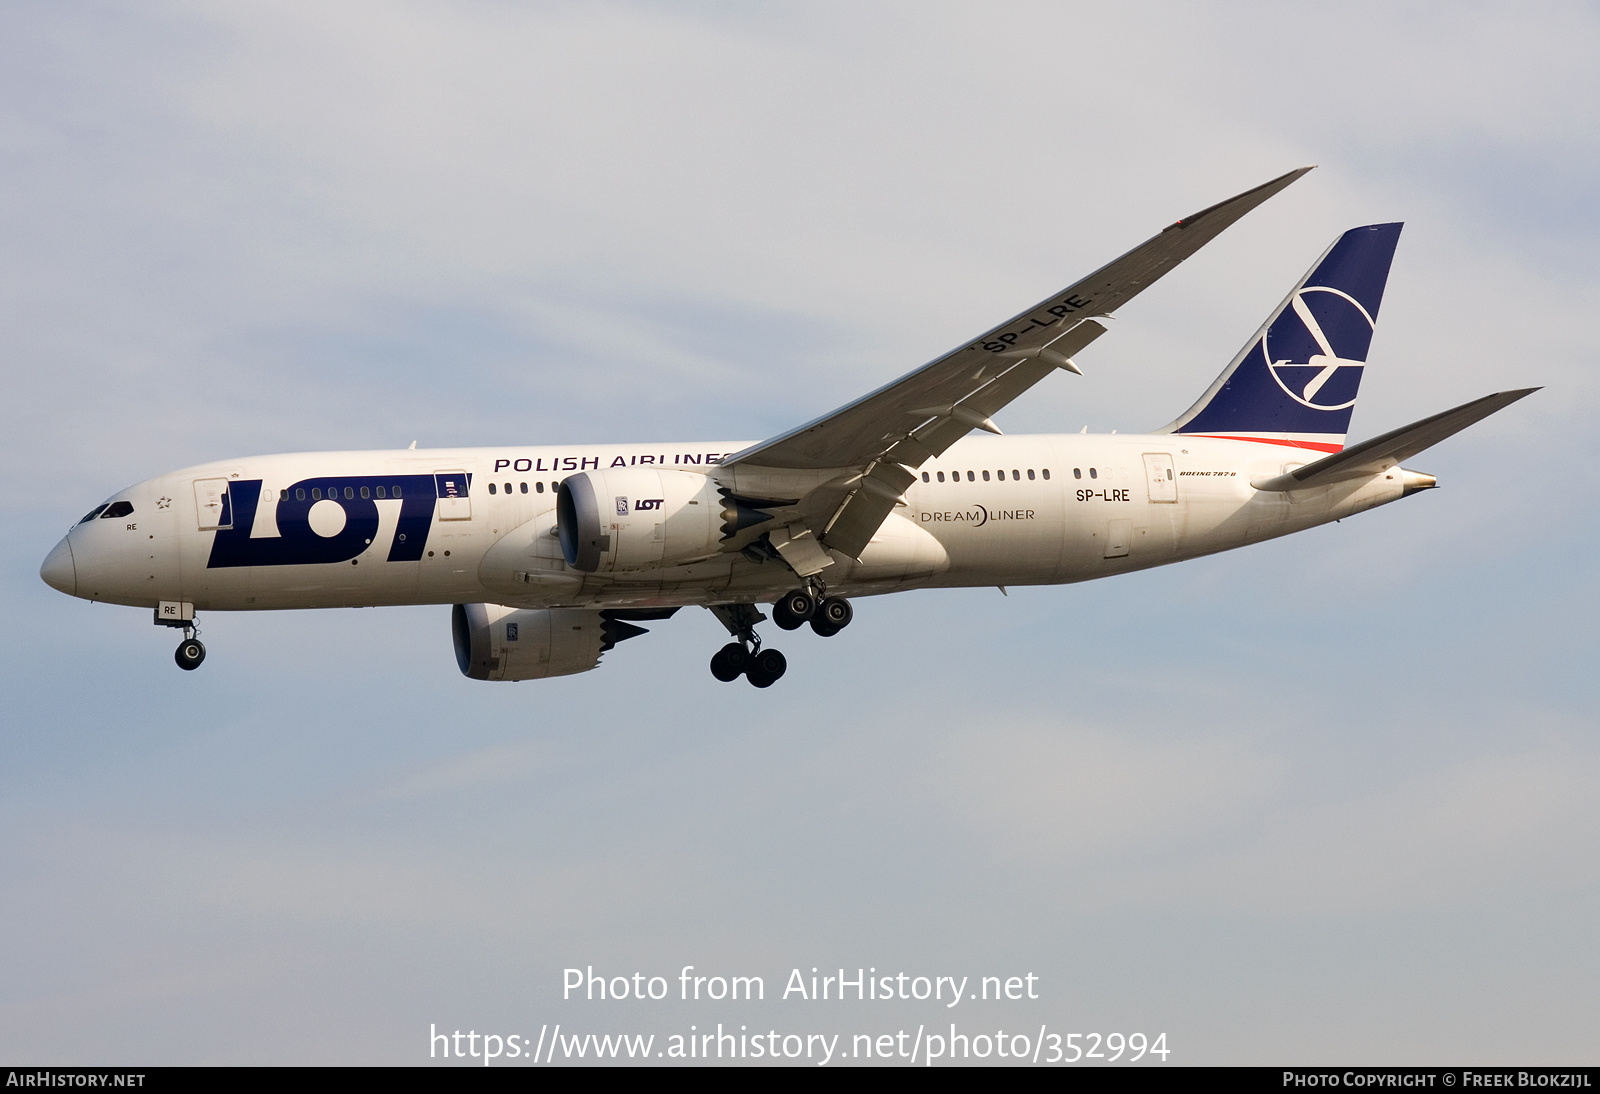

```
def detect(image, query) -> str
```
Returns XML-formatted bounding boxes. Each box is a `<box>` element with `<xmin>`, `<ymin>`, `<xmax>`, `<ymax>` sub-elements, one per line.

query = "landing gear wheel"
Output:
<box><xmin>745</xmin><ymin>647</ymin><xmax>787</xmax><ymax>688</ymax></box>
<box><xmin>710</xmin><ymin>642</ymin><xmax>750</xmax><ymax>682</ymax></box>
<box><xmin>175</xmin><ymin>638</ymin><xmax>206</xmax><ymax>671</ymax></box>
<box><xmin>772</xmin><ymin>589</ymin><xmax>815</xmax><ymax>631</ymax></box>
<box><xmin>810</xmin><ymin>596</ymin><xmax>852</xmax><ymax>636</ymax></box>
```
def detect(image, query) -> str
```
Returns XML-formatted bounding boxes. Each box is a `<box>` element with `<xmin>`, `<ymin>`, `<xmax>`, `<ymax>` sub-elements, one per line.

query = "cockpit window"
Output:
<box><xmin>100</xmin><ymin>501</ymin><xmax>134</xmax><ymax>519</ymax></box>
<box><xmin>78</xmin><ymin>504</ymin><xmax>109</xmax><ymax>524</ymax></box>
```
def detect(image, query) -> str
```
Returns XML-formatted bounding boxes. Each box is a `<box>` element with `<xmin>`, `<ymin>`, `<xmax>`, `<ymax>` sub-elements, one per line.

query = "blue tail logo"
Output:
<box><xmin>1163</xmin><ymin>222</ymin><xmax>1402</xmax><ymax>448</ymax></box>
<box><xmin>1266</xmin><ymin>286</ymin><xmax>1375</xmax><ymax>411</ymax></box>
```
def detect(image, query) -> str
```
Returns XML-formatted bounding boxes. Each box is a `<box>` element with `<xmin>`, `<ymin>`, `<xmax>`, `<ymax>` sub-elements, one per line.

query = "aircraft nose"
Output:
<box><xmin>40</xmin><ymin>536</ymin><xmax>77</xmax><ymax>596</ymax></box>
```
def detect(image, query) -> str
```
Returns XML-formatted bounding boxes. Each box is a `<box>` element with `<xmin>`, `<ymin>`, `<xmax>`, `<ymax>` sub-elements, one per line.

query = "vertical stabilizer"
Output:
<box><xmin>1159</xmin><ymin>223</ymin><xmax>1402</xmax><ymax>452</ymax></box>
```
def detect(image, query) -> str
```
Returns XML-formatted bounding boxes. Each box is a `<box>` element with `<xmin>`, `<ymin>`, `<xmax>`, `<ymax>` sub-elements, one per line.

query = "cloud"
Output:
<box><xmin>2</xmin><ymin>0</ymin><xmax>1597</xmax><ymax>1063</ymax></box>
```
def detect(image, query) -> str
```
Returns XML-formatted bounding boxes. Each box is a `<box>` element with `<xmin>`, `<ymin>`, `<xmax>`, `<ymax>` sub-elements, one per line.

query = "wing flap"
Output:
<box><xmin>820</xmin><ymin>462</ymin><xmax>918</xmax><ymax>558</ymax></box>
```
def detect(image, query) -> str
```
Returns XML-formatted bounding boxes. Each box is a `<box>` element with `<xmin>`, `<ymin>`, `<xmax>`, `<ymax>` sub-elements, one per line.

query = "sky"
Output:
<box><xmin>2</xmin><ymin>0</ymin><xmax>1597</xmax><ymax>1067</ymax></box>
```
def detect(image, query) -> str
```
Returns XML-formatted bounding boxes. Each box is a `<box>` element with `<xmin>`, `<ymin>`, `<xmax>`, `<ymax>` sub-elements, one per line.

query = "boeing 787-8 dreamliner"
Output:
<box><xmin>40</xmin><ymin>167</ymin><xmax>1535</xmax><ymax>686</ymax></box>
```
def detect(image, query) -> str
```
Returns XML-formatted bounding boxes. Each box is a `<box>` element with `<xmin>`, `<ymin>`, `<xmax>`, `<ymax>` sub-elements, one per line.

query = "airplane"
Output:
<box><xmin>39</xmin><ymin>166</ymin><xmax>1536</xmax><ymax>687</ymax></box>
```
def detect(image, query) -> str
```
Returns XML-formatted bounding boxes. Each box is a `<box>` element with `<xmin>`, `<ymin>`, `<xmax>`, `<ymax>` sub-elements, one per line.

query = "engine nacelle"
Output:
<box><xmin>557</xmin><ymin>468</ymin><xmax>730</xmax><ymax>573</ymax></box>
<box><xmin>452</xmin><ymin>603</ymin><xmax>606</xmax><ymax>681</ymax></box>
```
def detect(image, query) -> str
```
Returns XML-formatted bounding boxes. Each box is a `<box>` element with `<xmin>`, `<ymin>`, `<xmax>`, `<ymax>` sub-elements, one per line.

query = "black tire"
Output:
<box><xmin>779</xmin><ymin>589</ymin><xmax>815</xmax><ymax>621</ymax></box>
<box><xmin>817</xmin><ymin>596</ymin><xmax>852</xmax><ymax>629</ymax></box>
<box><xmin>810</xmin><ymin>617</ymin><xmax>840</xmax><ymax>638</ymax></box>
<box><xmin>746</xmin><ymin>647</ymin><xmax>787</xmax><ymax>687</ymax></box>
<box><xmin>175</xmin><ymin>639</ymin><xmax>206</xmax><ymax>671</ymax></box>
<box><xmin>772</xmin><ymin>600</ymin><xmax>805</xmax><ymax>631</ymax></box>
<box><xmin>710</xmin><ymin>642</ymin><xmax>747</xmax><ymax>682</ymax></box>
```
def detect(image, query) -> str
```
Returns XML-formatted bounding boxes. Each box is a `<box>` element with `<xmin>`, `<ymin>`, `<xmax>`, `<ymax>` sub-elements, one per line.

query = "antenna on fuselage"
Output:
<box><xmin>408</xmin><ymin>440</ymin><xmax>417</xmax><ymax>450</ymax></box>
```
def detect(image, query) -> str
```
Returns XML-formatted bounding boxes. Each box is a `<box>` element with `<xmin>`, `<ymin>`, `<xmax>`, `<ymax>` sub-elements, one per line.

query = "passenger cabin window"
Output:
<box><xmin>375</xmin><ymin>486</ymin><xmax>386</xmax><ymax>498</ymax></box>
<box><xmin>344</xmin><ymin>487</ymin><xmax>354</xmax><ymax>499</ymax></box>
<box><xmin>488</xmin><ymin>483</ymin><xmax>497</xmax><ymax>494</ymax></box>
<box><xmin>1090</xmin><ymin>468</ymin><xmax>1098</xmax><ymax>479</ymax></box>
<box><xmin>1012</xmin><ymin>469</ymin><xmax>1020</xmax><ymax>480</ymax></box>
<box><xmin>1042</xmin><ymin>468</ymin><xmax>1050</xmax><ymax>480</ymax></box>
<box><xmin>921</xmin><ymin>472</ymin><xmax>930</xmax><ymax>482</ymax></box>
<box><xmin>982</xmin><ymin>470</ymin><xmax>990</xmax><ymax>481</ymax></box>
<box><xmin>1027</xmin><ymin>469</ymin><xmax>1035</xmax><ymax>480</ymax></box>
<box><xmin>520</xmin><ymin>482</ymin><xmax>528</xmax><ymax>494</ymax></box>
<box><xmin>360</xmin><ymin>486</ymin><xmax>370</xmax><ymax>499</ymax></box>
<box><xmin>536</xmin><ymin>482</ymin><xmax>545</xmax><ymax>493</ymax></box>
<box><xmin>296</xmin><ymin>488</ymin><xmax>306</xmax><ymax>501</ymax></box>
<box><xmin>1073</xmin><ymin>468</ymin><xmax>1081</xmax><ymax>479</ymax></box>
<box><xmin>100</xmin><ymin>501</ymin><xmax>133</xmax><ymax>519</ymax></box>
<box><xmin>392</xmin><ymin>485</ymin><xmax>402</xmax><ymax>497</ymax></box>
<box><xmin>936</xmin><ymin>471</ymin><xmax>945</xmax><ymax>483</ymax></box>
<box><xmin>312</xmin><ymin>488</ymin><xmax>321</xmax><ymax>500</ymax></box>
<box><xmin>966</xmin><ymin>471</ymin><xmax>975</xmax><ymax>482</ymax></box>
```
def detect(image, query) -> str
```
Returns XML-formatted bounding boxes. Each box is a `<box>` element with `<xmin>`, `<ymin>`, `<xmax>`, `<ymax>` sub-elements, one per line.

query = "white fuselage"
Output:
<box><xmin>52</xmin><ymin>432</ymin><xmax>1420</xmax><ymax>616</ymax></box>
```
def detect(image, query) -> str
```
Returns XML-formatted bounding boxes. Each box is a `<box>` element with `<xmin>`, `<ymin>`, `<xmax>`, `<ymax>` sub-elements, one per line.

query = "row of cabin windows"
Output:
<box><xmin>267</xmin><ymin>482</ymin><xmax>567</xmax><ymax>502</ymax></box>
<box><xmin>487</xmin><ymin>481</ymin><xmax>559</xmax><ymax>495</ymax></box>
<box><xmin>920</xmin><ymin>468</ymin><xmax>1051</xmax><ymax>483</ymax></box>
<box><xmin>279</xmin><ymin>485</ymin><xmax>405</xmax><ymax>502</ymax></box>
<box><xmin>917</xmin><ymin>467</ymin><xmax>1107</xmax><ymax>483</ymax></box>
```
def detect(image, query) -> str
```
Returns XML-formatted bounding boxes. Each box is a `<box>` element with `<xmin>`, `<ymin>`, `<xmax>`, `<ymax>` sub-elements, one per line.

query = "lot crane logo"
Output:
<box><xmin>1263</xmin><ymin>286</ymin><xmax>1376</xmax><ymax>412</ymax></box>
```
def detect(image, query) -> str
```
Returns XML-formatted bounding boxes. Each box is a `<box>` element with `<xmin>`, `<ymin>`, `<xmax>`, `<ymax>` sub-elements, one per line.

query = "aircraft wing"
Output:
<box><xmin>1250</xmin><ymin>388</ymin><xmax>1540</xmax><ymax>492</ymax></box>
<box><xmin>722</xmin><ymin>166</ymin><xmax>1315</xmax><ymax>557</ymax></box>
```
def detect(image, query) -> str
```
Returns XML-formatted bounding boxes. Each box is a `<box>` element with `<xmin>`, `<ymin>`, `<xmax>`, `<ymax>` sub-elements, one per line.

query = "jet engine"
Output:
<box><xmin>558</xmin><ymin>468</ymin><xmax>781</xmax><ymax>573</ymax></box>
<box><xmin>451</xmin><ymin>603</ymin><xmax>676</xmax><ymax>681</ymax></box>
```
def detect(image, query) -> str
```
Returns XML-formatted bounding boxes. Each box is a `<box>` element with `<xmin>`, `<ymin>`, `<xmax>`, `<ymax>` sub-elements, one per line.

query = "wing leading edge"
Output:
<box><xmin>722</xmin><ymin>166</ymin><xmax>1315</xmax><ymax>558</ymax></box>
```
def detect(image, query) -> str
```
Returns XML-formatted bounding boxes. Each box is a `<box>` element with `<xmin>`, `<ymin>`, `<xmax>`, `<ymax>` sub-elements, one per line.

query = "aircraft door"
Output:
<box><xmin>194</xmin><ymin>478</ymin><xmax>233</xmax><ymax>531</ymax></box>
<box><xmin>435</xmin><ymin>470</ymin><xmax>472</xmax><ymax>520</ymax></box>
<box><xmin>1142</xmin><ymin>453</ymin><xmax>1177</xmax><ymax>502</ymax></box>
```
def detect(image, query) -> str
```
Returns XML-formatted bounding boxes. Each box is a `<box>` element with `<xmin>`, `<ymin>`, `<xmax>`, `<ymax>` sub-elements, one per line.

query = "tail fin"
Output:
<box><xmin>1159</xmin><ymin>222</ymin><xmax>1403</xmax><ymax>452</ymax></box>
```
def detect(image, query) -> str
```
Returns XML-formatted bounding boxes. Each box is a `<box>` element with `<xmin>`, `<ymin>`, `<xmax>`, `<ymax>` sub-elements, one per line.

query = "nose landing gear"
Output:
<box><xmin>155</xmin><ymin>605</ymin><xmax>205</xmax><ymax>671</ymax></box>
<box><xmin>174</xmin><ymin>631</ymin><xmax>206</xmax><ymax>671</ymax></box>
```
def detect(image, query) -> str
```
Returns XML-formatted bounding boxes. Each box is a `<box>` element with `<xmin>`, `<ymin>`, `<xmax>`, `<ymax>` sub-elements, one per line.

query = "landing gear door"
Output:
<box><xmin>194</xmin><ymin>478</ymin><xmax>233</xmax><ymax>531</ymax></box>
<box><xmin>435</xmin><ymin>471</ymin><xmax>472</xmax><ymax>521</ymax></box>
<box><xmin>1142</xmin><ymin>453</ymin><xmax>1178</xmax><ymax>503</ymax></box>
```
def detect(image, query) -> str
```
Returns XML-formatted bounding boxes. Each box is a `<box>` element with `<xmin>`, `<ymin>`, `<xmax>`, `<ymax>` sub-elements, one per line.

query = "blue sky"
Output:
<box><xmin>2</xmin><ymin>1</ymin><xmax>1596</xmax><ymax>1065</ymax></box>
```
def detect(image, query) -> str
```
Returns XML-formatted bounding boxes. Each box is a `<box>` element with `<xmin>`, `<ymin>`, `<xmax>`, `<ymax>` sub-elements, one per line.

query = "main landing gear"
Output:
<box><xmin>708</xmin><ymin>603</ymin><xmax>785</xmax><ymax>688</ymax></box>
<box><xmin>771</xmin><ymin>587</ymin><xmax>853</xmax><ymax>637</ymax></box>
<box><xmin>708</xmin><ymin>587</ymin><xmax>853</xmax><ymax>687</ymax></box>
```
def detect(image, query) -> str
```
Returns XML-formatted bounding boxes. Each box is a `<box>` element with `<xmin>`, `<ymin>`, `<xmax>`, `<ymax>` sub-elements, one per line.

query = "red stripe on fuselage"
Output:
<box><xmin>1183</xmin><ymin>435</ymin><xmax>1344</xmax><ymax>453</ymax></box>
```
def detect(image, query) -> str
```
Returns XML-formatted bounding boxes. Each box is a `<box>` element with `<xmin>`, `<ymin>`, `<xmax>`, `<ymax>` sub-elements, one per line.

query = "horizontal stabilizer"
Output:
<box><xmin>1250</xmin><ymin>388</ymin><xmax>1539</xmax><ymax>492</ymax></box>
